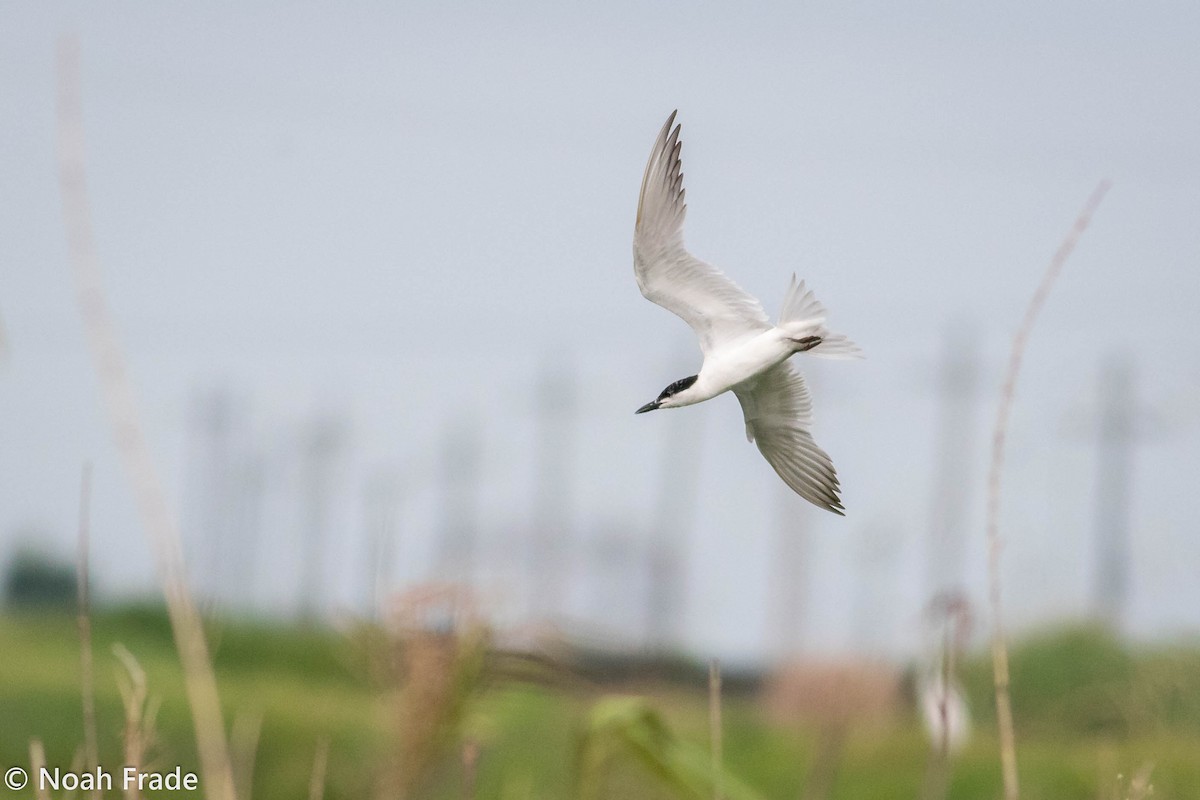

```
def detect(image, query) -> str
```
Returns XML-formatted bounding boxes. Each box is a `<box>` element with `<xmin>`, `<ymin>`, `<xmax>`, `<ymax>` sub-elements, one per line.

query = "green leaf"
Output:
<box><xmin>577</xmin><ymin>696</ymin><xmax>766</xmax><ymax>800</ymax></box>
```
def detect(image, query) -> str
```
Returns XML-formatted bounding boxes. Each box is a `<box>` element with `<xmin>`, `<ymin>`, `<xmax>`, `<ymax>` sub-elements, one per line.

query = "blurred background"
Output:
<box><xmin>2</xmin><ymin>2</ymin><xmax>1199</xmax><ymax>798</ymax></box>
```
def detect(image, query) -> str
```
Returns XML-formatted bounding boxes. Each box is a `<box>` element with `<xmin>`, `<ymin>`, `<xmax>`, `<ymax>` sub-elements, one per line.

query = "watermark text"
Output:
<box><xmin>23</xmin><ymin>766</ymin><xmax>199</xmax><ymax>792</ymax></box>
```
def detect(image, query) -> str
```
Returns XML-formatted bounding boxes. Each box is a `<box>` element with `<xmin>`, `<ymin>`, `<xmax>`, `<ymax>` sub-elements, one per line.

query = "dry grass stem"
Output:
<box><xmin>920</xmin><ymin>593</ymin><xmax>972</xmax><ymax>800</ymax></box>
<box><xmin>921</xmin><ymin>678</ymin><xmax>953</xmax><ymax>800</ymax></box>
<box><xmin>986</xmin><ymin>180</ymin><xmax>1111</xmax><ymax>800</ymax></box>
<box><xmin>64</xmin><ymin>747</ymin><xmax>86</xmax><ymax>800</ymax></box>
<box><xmin>76</xmin><ymin>461</ymin><xmax>101</xmax><ymax>800</ymax></box>
<box><xmin>709</xmin><ymin>659</ymin><xmax>724</xmax><ymax>800</ymax></box>
<box><xmin>30</xmin><ymin>739</ymin><xmax>52</xmax><ymax>800</ymax></box>
<box><xmin>1127</xmin><ymin>762</ymin><xmax>1155</xmax><ymax>800</ymax></box>
<box><xmin>55</xmin><ymin>37</ymin><xmax>237</xmax><ymax>800</ymax></box>
<box><xmin>382</xmin><ymin>585</ymin><xmax>490</xmax><ymax>800</ymax></box>
<box><xmin>308</xmin><ymin>738</ymin><xmax>330</xmax><ymax>800</ymax></box>
<box><xmin>462</xmin><ymin>740</ymin><xmax>480</xmax><ymax>800</ymax></box>
<box><xmin>231</xmin><ymin>710</ymin><xmax>264</xmax><ymax>800</ymax></box>
<box><xmin>114</xmin><ymin>644</ymin><xmax>160</xmax><ymax>800</ymax></box>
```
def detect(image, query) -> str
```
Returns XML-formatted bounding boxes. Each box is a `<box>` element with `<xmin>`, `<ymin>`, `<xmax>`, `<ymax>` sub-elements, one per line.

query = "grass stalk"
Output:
<box><xmin>114</xmin><ymin>644</ymin><xmax>158</xmax><ymax>800</ymax></box>
<box><xmin>308</xmin><ymin>738</ymin><xmax>330</xmax><ymax>800</ymax></box>
<box><xmin>30</xmin><ymin>739</ymin><xmax>51</xmax><ymax>800</ymax></box>
<box><xmin>55</xmin><ymin>36</ymin><xmax>237</xmax><ymax>800</ymax></box>
<box><xmin>709</xmin><ymin>658</ymin><xmax>724</xmax><ymax>800</ymax></box>
<box><xmin>462</xmin><ymin>740</ymin><xmax>480</xmax><ymax>800</ymax></box>
<box><xmin>64</xmin><ymin>747</ymin><xmax>86</xmax><ymax>800</ymax></box>
<box><xmin>920</xmin><ymin>652</ymin><xmax>952</xmax><ymax>800</ymax></box>
<box><xmin>920</xmin><ymin>594</ymin><xmax>968</xmax><ymax>800</ymax></box>
<box><xmin>231</xmin><ymin>710</ymin><xmax>264</xmax><ymax>800</ymax></box>
<box><xmin>76</xmin><ymin>461</ymin><xmax>100</xmax><ymax>800</ymax></box>
<box><xmin>986</xmin><ymin>180</ymin><xmax>1111</xmax><ymax>800</ymax></box>
<box><xmin>1127</xmin><ymin>762</ymin><xmax>1154</xmax><ymax>800</ymax></box>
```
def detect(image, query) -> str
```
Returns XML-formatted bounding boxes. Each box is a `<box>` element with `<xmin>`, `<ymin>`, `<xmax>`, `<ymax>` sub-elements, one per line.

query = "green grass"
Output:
<box><xmin>2</xmin><ymin>606</ymin><xmax>1198</xmax><ymax>799</ymax></box>
<box><xmin>1</xmin><ymin>606</ymin><xmax>384</xmax><ymax>799</ymax></box>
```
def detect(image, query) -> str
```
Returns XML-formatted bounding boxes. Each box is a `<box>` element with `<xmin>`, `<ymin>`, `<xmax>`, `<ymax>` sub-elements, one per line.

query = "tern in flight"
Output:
<box><xmin>632</xmin><ymin>111</ymin><xmax>861</xmax><ymax>514</ymax></box>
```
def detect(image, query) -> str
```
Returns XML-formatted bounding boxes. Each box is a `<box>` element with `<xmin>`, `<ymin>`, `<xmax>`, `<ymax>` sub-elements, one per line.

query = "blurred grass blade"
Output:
<box><xmin>308</xmin><ymin>737</ymin><xmax>329</xmax><ymax>800</ymax></box>
<box><xmin>29</xmin><ymin>739</ymin><xmax>51</xmax><ymax>800</ymax></box>
<box><xmin>55</xmin><ymin>36</ymin><xmax>237</xmax><ymax>800</ymax></box>
<box><xmin>76</xmin><ymin>462</ymin><xmax>101</xmax><ymax>800</ymax></box>
<box><xmin>578</xmin><ymin>696</ymin><xmax>765</xmax><ymax>800</ymax></box>
<box><xmin>985</xmin><ymin>179</ymin><xmax>1111</xmax><ymax>800</ymax></box>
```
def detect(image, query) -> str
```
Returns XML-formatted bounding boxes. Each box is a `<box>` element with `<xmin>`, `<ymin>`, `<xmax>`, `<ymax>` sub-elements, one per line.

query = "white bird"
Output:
<box><xmin>632</xmin><ymin>111</ymin><xmax>861</xmax><ymax>514</ymax></box>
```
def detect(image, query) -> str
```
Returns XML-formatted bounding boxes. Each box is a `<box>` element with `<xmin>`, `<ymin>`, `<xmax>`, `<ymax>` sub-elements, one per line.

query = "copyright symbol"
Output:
<box><xmin>4</xmin><ymin>767</ymin><xmax>28</xmax><ymax>790</ymax></box>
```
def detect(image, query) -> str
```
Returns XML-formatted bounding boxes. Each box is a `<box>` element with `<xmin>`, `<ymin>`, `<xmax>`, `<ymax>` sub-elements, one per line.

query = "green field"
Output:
<box><xmin>2</xmin><ymin>607</ymin><xmax>1198</xmax><ymax>799</ymax></box>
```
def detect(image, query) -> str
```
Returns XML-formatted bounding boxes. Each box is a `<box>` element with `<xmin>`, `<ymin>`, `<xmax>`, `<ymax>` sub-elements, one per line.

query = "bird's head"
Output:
<box><xmin>636</xmin><ymin>375</ymin><xmax>699</xmax><ymax>414</ymax></box>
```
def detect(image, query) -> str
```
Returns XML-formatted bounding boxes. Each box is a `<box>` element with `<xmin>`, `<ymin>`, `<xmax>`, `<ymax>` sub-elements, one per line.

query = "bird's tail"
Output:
<box><xmin>778</xmin><ymin>274</ymin><xmax>863</xmax><ymax>360</ymax></box>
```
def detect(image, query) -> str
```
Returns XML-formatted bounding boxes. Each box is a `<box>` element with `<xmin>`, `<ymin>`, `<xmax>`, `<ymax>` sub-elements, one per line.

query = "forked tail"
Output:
<box><xmin>779</xmin><ymin>274</ymin><xmax>863</xmax><ymax>360</ymax></box>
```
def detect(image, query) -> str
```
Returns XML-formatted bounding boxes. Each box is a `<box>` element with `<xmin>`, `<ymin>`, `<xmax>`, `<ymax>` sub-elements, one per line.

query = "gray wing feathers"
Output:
<box><xmin>634</xmin><ymin>111</ymin><xmax>770</xmax><ymax>354</ymax></box>
<box><xmin>635</xmin><ymin>111</ymin><xmax>687</xmax><ymax>253</ymax></box>
<box><xmin>734</xmin><ymin>363</ymin><xmax>845</xmax><ymax>515</ymax></box>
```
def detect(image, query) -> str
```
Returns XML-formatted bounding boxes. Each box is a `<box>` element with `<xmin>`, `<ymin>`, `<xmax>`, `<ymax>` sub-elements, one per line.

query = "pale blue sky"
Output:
<box><xmin>3</xmin><ymin>1</ymin><xmax>1199</xmax><ymax>663</ymax></box>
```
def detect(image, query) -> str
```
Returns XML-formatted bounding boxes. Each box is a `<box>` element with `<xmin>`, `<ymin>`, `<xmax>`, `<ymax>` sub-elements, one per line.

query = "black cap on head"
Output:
<box><xmin>658</xmin><ymin>374</ymin><xmax>698</xmax><ymax>401</ymax></box>
<box><xmin>636</xmin><ymin>375</ymin><xmax>698</xmax><ymax>415</ymax></box>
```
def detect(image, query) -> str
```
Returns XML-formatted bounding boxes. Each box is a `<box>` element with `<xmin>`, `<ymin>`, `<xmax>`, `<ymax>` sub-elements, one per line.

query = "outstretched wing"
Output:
<box><xmin>633</xmin><ymin>111</ymin><xmax>770</xmax><ymax>355</ymax></box>
<box><xmin>733</xmin><ymin>362</ymin><xmax>845</xmax><ymax>515</ymax></box>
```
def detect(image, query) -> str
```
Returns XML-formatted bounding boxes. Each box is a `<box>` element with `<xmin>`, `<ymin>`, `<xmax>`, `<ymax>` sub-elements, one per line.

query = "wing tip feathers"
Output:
<box><xmin>636</xmin><ymin>110</ymin><xmax>687</xmax><ymax>237</ymax></box>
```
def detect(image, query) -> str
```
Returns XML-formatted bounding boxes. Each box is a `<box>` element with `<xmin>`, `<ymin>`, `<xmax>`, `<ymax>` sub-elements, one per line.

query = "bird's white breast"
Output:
<box><xmin>696</xmin><ymin>329</ymin><xmax>794</xmax><ymax>399</ymax></box>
